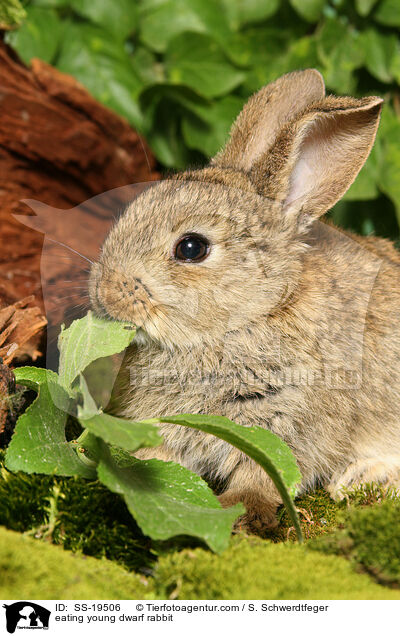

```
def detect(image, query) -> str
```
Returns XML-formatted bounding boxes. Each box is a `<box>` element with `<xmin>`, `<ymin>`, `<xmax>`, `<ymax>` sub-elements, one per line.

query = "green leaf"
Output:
<box><xmin>182</xmin><ymin>95</ymin><xmax>243</xmax><ymax>156</ymax></box>
<box><xmin>76</xmin><ymin>373</ymin><xmax>101</xmax><ymax>419</ymax></box>
<box><xmin>355</xmin><ymin>0</ymin><xmax>378</xmax><ymax>16</ymax></box>
<box><xmin>139</xmin><ymin>84</ymin><xmax>210</xmax><ymax>166</ymax></box>
<box><xmin>165</xmin><ymin>32</ymin><xmax>245</xmax><ymax>98</ymax></box>
<box><xmin>5</xmin><ymin>6</ymin><xmax>63</xmax><ymax>64</ymax></box>
<box><xmin>80</xmin><ymin>412</ymin><xmax>162</xmax><ymax>452</ymax></box>
<box><xmin>285</xmin><ymin>35</ymin><xmax>320</xmax><ymax>74</ymax></box>
<box><xmin>374</xmin><ymin>0</ymin><xmax>400</xmax><ymax>26</ymax></box>
<box><xmin>146</xmin><ymin>103</ymin><xmax>202</xmax><ymax>168</ymax></box>
<box><xmin>97</xmin><ymin>444</ymin><xmax>243</xmax><ymax>552</ymax></box>
<box><xmin>57</xmin><ymin>23</ymin><xmax>144</xmax><ymax>129</ymax></box>
<box><xmin>289</xmin><ymin>0</ymin><xmax>325</xmax><ymax>22</ymax></box>
<box><xmin>140</xmin><ymin>84</ymin><xmax>208</xmax><ymax>166</ymax></box>
<box><xmin>58</xmin><ymin>310</ymin><xmax>135</xmax><ymax>391</ymax></box>
<box><xmin>222</xmin><ymin>25</ymin><xmax>289</xmax><ymax>68</ymax></box>
<box><xmin>343</xmin><ymin>148</ymin><xmax>379</xmax><ymax>201</ymax></box>
<box><xmin>361</xmin><ymin>29</ymin><xmax>398</xmax><ymax>83</ymax></box>
<box><xmin>221</xmin><ymin>0</ymin><xmax>280</xmax><ymax>29</ymax></box>
<box><xmin>140</xmin><ymin>82</ymin><xmax>209</xmax><ymax>123</ymax></box>
<box><xmin>5</xmin><ymin>367</ymin><xmax>95</xmax><ymax>478</ymax></box>
<box><xmin>69</xmin><ymin>0</ymin><xmax>137</xmax><ymax>40</ymax></box>
<box><xmin>139</xmin><ymin>0</ymin><xmax>232</xmax><ymax>53</ymax></box>
<box><xmin>130</xmin><ymin>46</ymin><xmax>166</xmax><ymax>86</ymax></box>
<box><xmin>0</xmin><ymin>0</ymin><xmax>26</xmax><ymax>29</ymax></box>
<box><xmin>31</xmin><ymin>0</ymin><xmax>69</xmax><ymax>5</ymax></box>
<box><xmin>316</xmin><ymin>18</ymin><xmax>364</xmax><ymax>93</ymax></box>
<box><xmin>154</xmin><ymin>413</ymin><xmax>303</xmax><ymax>541</ymax></box>
<box><xmin>377</xmin><ymin>108</ymin><xmax>400</xmax><ymax>225</ymax></box>
<box><xmin>79</xmin><ymin>354</ymin><xmax>126</xmax><ymax>413</ymax></box>
<box><xmin>244</xmin><ymin>34</ymin><xmax>320</xmax><ymax>94</ymax></box>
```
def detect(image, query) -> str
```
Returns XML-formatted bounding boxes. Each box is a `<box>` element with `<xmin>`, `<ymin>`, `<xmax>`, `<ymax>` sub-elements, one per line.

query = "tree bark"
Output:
<box><xmin>0</xmin><ymin>41</ymin><xmax>158</xmax><ymax>359</ymax></box>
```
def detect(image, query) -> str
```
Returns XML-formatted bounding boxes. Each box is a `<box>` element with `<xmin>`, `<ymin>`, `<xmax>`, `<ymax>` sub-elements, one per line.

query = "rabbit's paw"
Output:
<box><xmin>218</xmin><ymin>489</ymin><xmax>279</xmax><ymax>535</ymax></box>
<box><xmin>328</xmin><ymin>455</ymin><xmax>400</xmax><ymax>499</ymax></box>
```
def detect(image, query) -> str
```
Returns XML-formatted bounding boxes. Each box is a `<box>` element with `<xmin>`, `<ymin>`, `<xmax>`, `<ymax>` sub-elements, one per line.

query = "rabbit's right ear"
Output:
<box><xmin>212</xmin><ymin>69</ymin><xmax>325</xmax><ymax>172</ymax></box>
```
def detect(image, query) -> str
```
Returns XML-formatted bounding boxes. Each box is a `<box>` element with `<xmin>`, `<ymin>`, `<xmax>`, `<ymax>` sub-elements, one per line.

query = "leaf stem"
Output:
<box><xmin>71</xmin><ymin>428</ymin><xmax>99</xmax><ymax>468</ymax></box>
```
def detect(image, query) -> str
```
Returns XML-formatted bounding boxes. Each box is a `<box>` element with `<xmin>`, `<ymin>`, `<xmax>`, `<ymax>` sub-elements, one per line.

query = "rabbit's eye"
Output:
<box><xmin>174</xmin><ymin>234</ymin><xmax>210</xmax><ymax>262</ymax></box>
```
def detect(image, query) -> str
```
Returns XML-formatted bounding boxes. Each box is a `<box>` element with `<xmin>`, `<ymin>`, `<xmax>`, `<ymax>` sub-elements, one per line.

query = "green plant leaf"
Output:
<box><xmin>344</xmin><ymin>141</ymin><xmax>381</xmax><ymax>202</ymax></box>
<box><xmin>182</xmin><ymin>95</ymin><xmax>243</xmax><ymax>156</ymax></box>
<box><xmin>289</xmin><ymin>0</ymin><xmax>325</xmax><ymax>22</ymax></box>
<box><xmin>374</xmin><ymin>0</ymin><xmax>400</xmax><ymax>26</ymax></box>
<box><xmin>165</xmin><ymin>32</ymin><xmax>245</xmax><ymax>98</ymax></box>
<box><xmin>57</xmin><ymin>22</ymin><xmax>144</xmax><ymax>129</ymax></box>
<box><xmin>377</xmin><ymin>108</ymin><xmax>400</xmax><ymax>224</ymax></box>
<box><xmin>147</xmin><ymin>109</ymin><xmax>197</xmax><ymax>167</ymax></box>
<box><xmin>139</xmin><ymin>0</ymin><xmax>231</xmax><ymax>53</ymax></box>
<box><xmin>5</xmin><ymin>367</ymin><xmax>95</xmax><ymax>478</ymax></box>
<box><xmin>355</xmin><ymin>0</ymin><xmax>378</xmax><ymax>16</ymax></box>
<box><xmin>361</xmin><ymin>29</ymin><xmax>398</xmax><ymax>83</ymax></box>
<box><xmin>221</xmin><ymin>0</ymin><xmax>280</xmax><ymax>29</ymax></box>
<box><xmin>140</xmin><ymin>83</ymin><xmax>209</xmax><ymax>124</ymax></box>
<box><xmin>236</xmin><ymin>31</ymin><xmax>293</xmax><ymax>92</ymax></box>
<box><xmin>79</xmin><ymin>412</ymin><xmax>162</xmax><ymax>452</ymax></box>
<box><xmin>139</xmin><ymin>84</ymin><xmax>210</xmax><ymax>166</ymax></box>
<box><xmin>222</xmin><ymin>25</ymin><xmax>290</xmax><ymax>68</ymax></box>
<box><xmin>5</xmin><ymin>6</ymin><xmax>63</xmax><ymax>64</ymax></box>
<box><xmin>76</xmin><ymin>373</ymin><xmax>101</xmax><ymax>419</ymax></box>
<box><xmin>69</xmin><ymin>0</ymin><xmax>137</xmax><ymax>40</ymax></box>
<box><xmin>96</xmin><ymin>443</ymin><xmax>244</xmax><ymax>552</ymax></box>
<box><xmin>316</xmin><ymin>18</ymin><xmax>364</xmax><ymax>93</ymax></box>
<box><xmin>284</xmin><ymin>35</ymin><xmax>320</xmax><ymax>75</ymax></box>
<box><xmin>0</xmin><ymin>0</ymin><xmax>26</xmax><ymax>29</ymax></box>
<box><xmin>130</xmin><ymin>46</ymin><xmax>166</xmax><ymax>86</ymax></box>
<box><xmin>58</xmin><ymin>311</ymin><xmax>135</xmax><ymax>391</ymax></box>
<box><xmin>140</xmin><ymin>87</ymin><xmax>207</xmax><ymax>167</ymax></box>
<box><xmin>343</xmin><ymin>161</ymin><xmax>379</xmax><ymax>201</ymax></box>
<box><xmin>153</xmin><ymin>413</ymin><xmax>303</xmax><ymax>541</ymax></box>
<box><xmin>390</xmin><ymin>49</ymin><xmax>400</xmax><ymax>84</ymax></box>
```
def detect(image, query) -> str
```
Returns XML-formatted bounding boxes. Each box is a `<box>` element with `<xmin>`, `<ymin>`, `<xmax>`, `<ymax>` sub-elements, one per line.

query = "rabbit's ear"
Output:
<box><xmin>212</xmin><ymin>69</ymin><xmax>325</xmax><ymax>171</ymax></box>
<box><xmin>251</xmin><ymin>95</ymin><xmax>383</xmax><ymax>227</ymax></box>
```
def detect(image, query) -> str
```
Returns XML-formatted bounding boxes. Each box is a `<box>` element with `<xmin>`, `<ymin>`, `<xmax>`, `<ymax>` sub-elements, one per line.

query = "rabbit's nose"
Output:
<box><xmin>120</xmin><ymin>279</ymin><xmax>135</xmax><ymax>296</ymax></box>
<box><xmin>100</xmin><ymin>269</ymin><xmax>152</xmax><ymax>306</ymax></box>
<box><xmin>92</xmin><ymin>271</ymin><xmax>141</xmax><ymax>323</ymax></box>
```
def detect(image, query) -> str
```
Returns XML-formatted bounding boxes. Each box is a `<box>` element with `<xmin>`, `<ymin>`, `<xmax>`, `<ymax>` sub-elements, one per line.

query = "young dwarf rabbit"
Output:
<box><xmin>89</xmin><ymin>69</ymin><xmax>400</xmax><ymax>532</ymax></box>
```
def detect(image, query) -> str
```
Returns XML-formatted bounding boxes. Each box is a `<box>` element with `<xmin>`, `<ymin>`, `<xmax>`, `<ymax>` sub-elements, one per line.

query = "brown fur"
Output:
<box><xmin>90</xmin><ymin>70</ymin><xmax>400</xmax><ymax>533</ymax></box>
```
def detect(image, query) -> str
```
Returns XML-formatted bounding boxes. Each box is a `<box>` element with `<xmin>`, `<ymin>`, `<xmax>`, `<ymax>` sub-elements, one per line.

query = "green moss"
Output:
<box><xmin>267</xmin><ymin>484</ymin><xmax>395</xmax><ymax>544</ymax></box>
<box><xmin>154</xmin><ymin>536</ymin><xmax>400</xmax><ymax>600</ymax></box>
<box><xmin>0</xmin><ymin>526</ymin><xmax>154</xmax><ymax>600</ymax></box>
<box><xmin>0</xmin><ymin>452</ymin><xmax>347</xmax><ymax>575</ymax></box>
<box><xmin>266</xmin><ymin>488</ymin><xmax>346</xmax><ymax>542</ymax></box>
<box><xmin>312</xmin><ymin>498</ymin><xmax>400</xmax><ymax>586</ymax></box>
<box><xmin>3</xmin><ymin>526</ymin><xmax>400</xmax><ymax>600</ymax></box>
<box><xmin>0</xmin><ymin>454</ymin><xmax>155</xmax><ymax>571</ymax></box>
<box><xmin>3</xmin><ymin>443</ymin><xmax>400</xmax><ymax>599</ymax></box>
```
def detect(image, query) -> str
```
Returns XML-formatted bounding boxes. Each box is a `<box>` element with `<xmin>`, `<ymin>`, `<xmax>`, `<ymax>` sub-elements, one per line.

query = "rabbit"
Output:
<box><xmin>89</xmin><ymin>69</ymin><xmax>400</xmax><ymax>533</ymax></box>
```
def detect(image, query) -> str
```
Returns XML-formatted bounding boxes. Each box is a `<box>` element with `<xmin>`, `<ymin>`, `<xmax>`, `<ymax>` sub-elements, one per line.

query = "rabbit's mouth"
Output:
<box><xmin>90</xmin><ymin>288</ymin><xmax>151</xmax><ymax>330</ymax></box>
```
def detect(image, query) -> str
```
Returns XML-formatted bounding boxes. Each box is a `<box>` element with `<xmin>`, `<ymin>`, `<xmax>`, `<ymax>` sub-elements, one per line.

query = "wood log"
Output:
<box><xmin>0</xmin><ymin>40</ymin><xmax>158</xmax><ymax>359</ymax></box>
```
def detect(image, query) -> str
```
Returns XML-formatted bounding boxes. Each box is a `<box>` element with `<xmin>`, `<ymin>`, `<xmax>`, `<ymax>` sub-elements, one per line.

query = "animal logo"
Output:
<box><xmin>3</xmin><ymin>602</ymin><xmax>50</xmax><ymax>633</ymax></box>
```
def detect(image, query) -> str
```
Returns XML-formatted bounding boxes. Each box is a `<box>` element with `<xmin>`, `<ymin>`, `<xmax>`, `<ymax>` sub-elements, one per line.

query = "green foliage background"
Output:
<box><xmin>5</xmin><ymin>0</ymin><xmax>400</xmax><ymax>238</ymax></box>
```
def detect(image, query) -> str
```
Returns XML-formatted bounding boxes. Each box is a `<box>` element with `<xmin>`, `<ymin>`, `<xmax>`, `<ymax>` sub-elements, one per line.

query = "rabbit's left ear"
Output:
<box><xmin>251</xmin><ymin>95</ymin><xmax>383</xmax><ymax>227</ymax></box>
